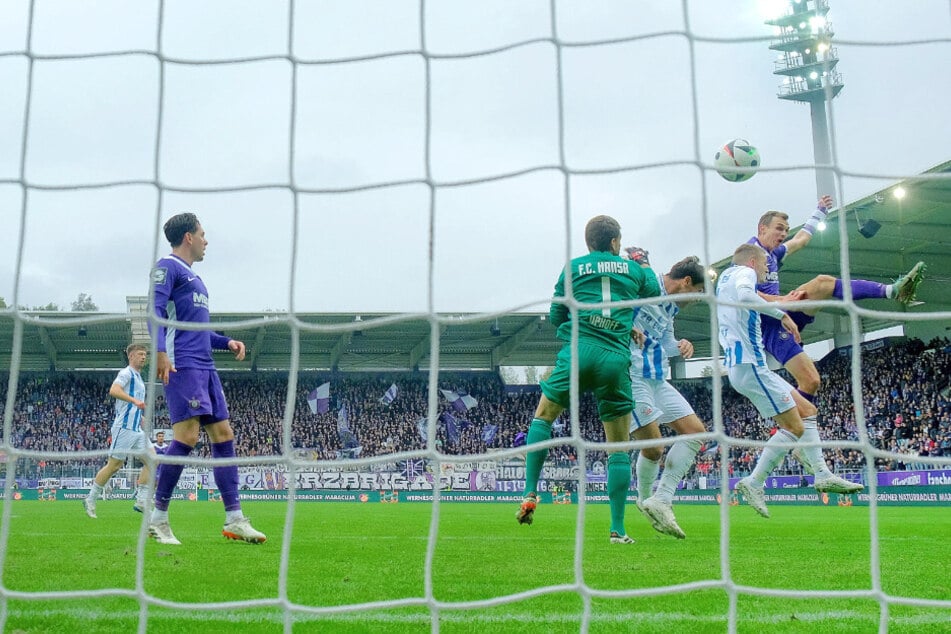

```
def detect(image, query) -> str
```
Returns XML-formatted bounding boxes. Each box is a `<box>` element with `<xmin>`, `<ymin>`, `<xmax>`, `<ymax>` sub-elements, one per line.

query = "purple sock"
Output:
<box><xmin>833</xmin><ymin>278</ymin><xmax>887</xmax><ymax>301</ymax></box>
<box><xmin>154</xmin><ymin>440</ymin><xmax>193</xmax><ymax>511</ymax></box>
<box><xmin>797</xmin><ymin>389</ymin><xmax>817</xmax><ymax>405</ymax></box>
<box><xmin>212</xmin><ymin>440</ymin><xmax>241</xmax><ymax>512</ymax></box>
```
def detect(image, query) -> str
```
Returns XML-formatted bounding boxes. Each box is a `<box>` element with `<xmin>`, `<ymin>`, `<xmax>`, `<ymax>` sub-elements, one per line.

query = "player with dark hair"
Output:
<box><xmin>84</xmin><ymin>343</ymin><xmax>155</xmax><ymax>517</ymax></box>
<box><xmin>516</xmin><ymin>215</ymin><xmax>661</xmax><ymax>544</ymax></box>
<box><xmin>153</xmin><ymin>430</ymin><xmax>169</xmax><ymax>454</ymax></box>
<box><xmin>750</xmin><ymin>196</ymin><xmax>923</xmax><ymax>493</ymax></box>
<box><xmin>622</xmin><ymin>250</ymin><xmax>711</xmax><ymax>539</ymax></box>
<box><xmin>147</xmin><ymin>212</ymin><xmax>265</xmax><ymax>545</ymax></box>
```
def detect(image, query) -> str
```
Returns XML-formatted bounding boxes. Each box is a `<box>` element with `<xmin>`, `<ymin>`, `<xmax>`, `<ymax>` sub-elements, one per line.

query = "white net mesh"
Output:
<box><xmin>1</xmin><ymin>1</ymin><xmax>950</xmax><ymax>632</ymax></box>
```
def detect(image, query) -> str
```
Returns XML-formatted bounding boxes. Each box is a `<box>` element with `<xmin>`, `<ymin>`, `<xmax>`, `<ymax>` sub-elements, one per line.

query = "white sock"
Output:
<box><xmin>799</xmin><ymin>418</ymin><xmax>833</xmax><ymax>479</ymax></box>
<box><xmin>225</xmin><ymin>509</ymin><xmax>245</xmax><ymax>524</ymax></box>
<box><xmin>87</xmin><ymin>482</ymin><xmax>104</xmax><ymax>501</ymax></box>
<box><xmin>751</xmin><ymin>429</ymin><xmax>799</xmax><ymax>486</ymax></box>
<box><xmin>885</xmin><ymin>284</ymin><xmax>895</xmax><ymax>299</ymax></box>
<box><xmin>135</xmin><ymin>484</ymin><xmax>149</xmax><ymax>503</ymax></box>
<box><xmin>635</xmin><ymin>453</ymin><xmax>660</xmax><ymax>500</ymax></box>
<box><xmin>655</xmin><ymin>438</ymin><xmax>702</xmax><ymax>502</ymax></box>
<box><xmin>150</xmin><ymin>508</ymin><xmax>169</xmax><ymax>523</ymax></box>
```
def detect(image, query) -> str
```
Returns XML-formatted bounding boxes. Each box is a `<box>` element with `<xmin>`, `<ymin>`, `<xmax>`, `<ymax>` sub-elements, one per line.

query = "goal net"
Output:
<box><xmin>1</xmin><ymin>1</ymin><xmax>949</xmax><ymax>631</ymax></box>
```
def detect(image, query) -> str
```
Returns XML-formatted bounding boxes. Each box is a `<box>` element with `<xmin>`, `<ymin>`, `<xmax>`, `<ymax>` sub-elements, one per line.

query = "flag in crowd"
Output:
<box><xmin>482</xmin><ymin>423</ymin><xmax>498</xmax><ymax>444</ymax></box>
<box><xmin>401</xmin><ymin>459</ymin><xmax>425</xmax><ymax>479</ymax></box>
<box><xmin>336</xmin><ymin>402</ymin><xmax>361</xmax><ymax>454</ymax></box>
<box><xmin>337</xmin><ymin>402</ymin><xmax>350</xmax><ymax>433</ymax></box>
<box><xmin>440</xmin><ymin>389</ymin><xmax>478</xmax><ymax>413</ymax></box>
<box><xmin>416</xmin><ymin>417</ymin><xmax>428</xmax><ymax>441</ymax></box>
<box><xmin>513</xmin><ymin>431</ymin><xmax>527</xmax><ymax>447</ymax></box>
<box><xmin>440</xmin><ymin>411</ymin><xmax>460</xmax><ymax>445</ymax></box>
<box><xmin>306</xmin><ymin>382</ymin><xmax>331</xmax><ymax>414</ymax></box>
<box><xmin>380</xmin><ymin>383</ymin><xmax>399</xmax><ymax>406</ymax></box>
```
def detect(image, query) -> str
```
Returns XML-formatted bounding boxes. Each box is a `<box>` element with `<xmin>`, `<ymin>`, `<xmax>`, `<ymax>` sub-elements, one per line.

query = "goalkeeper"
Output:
<box><xmin>515</xmin><ymin>215</ymin><xmax>661</xmax><ymax>545</ymax></box>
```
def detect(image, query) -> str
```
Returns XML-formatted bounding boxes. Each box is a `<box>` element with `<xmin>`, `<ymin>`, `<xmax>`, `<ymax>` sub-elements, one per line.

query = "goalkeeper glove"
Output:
<box><xmin>623</xmin><ymin>246</ymin><xmax>651</xmax><ymax>266</ymax></box>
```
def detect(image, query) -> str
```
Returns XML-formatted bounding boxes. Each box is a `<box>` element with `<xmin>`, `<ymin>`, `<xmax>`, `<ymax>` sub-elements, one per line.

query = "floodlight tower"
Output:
<box><xmin>765</xmin><ymin>0</ymin><xmax>843</xmax><ymax>198</ymax></box>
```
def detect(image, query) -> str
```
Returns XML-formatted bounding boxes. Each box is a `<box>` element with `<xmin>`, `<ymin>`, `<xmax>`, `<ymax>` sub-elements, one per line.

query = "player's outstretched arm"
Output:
<box><xmin>785</xmin><ymin>195</ymin><xmax>833</xmax><ymax>256</ymax></box>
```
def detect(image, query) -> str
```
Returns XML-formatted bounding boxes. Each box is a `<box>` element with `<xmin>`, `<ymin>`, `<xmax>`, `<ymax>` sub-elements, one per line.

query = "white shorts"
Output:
<box><xmin>108</xmin><ymin>425</ymin><xmax>148</xmax><ymax>461</ymax></box>
<box><xmin>630</xmin><ymin>378</ymin><xmax>695</xmax><ymax>432</ymax></box>
<box><xmin>728</xmin><ymin>364</ymin><xmax>797</xmax><ymax>419</ymax></box>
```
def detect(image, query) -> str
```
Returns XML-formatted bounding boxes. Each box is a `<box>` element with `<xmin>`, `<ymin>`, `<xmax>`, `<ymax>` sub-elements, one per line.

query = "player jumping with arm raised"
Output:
<box><xmin>749</xmin><ymin>195</ymin><xmax>924</xmax><ymax>493</ymax></box>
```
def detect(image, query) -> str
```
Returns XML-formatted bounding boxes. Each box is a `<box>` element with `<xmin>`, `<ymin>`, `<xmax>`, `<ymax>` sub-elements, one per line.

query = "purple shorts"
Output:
<box><xmin>760</xmin><ymin>311</ymin><xmax>815</xmax><ymax>365</ymax></box>
<box><xmin>165</xmin><ymin>368</ymin><xmax>230</xmax><ymax>425</ymax></box>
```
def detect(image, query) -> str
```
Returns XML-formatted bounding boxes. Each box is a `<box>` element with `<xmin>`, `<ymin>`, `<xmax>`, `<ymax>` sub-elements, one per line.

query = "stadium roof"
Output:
<box><xmin>2</xmin><ymin>161</ymin><xmax>948</xmax><ymax>373</ymax></box>
<box><xmin>678</xmin><ymin>159</ymin><xmax>951</xmax><ymax>357</ymax></box>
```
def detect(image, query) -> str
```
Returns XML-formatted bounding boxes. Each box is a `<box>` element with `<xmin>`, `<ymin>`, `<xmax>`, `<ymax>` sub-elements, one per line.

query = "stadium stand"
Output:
<box><xmin>2</xmin><ymin>336</ymin><xmax>948</xmax><ymax>485</ymax></box>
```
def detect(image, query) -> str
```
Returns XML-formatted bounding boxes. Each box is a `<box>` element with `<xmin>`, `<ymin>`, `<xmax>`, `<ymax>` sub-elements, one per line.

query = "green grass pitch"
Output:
<box><xmin>1</xmin><ymin>500</ymin><xmax>949</xmax><ymax>633</ymax></box>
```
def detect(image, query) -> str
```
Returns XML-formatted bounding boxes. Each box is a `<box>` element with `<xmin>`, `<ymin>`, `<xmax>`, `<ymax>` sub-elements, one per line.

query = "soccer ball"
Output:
<box><xmin>714</xmin><ymin>139</ymin><xmax>760</xmax><ymax>182</ymax></box>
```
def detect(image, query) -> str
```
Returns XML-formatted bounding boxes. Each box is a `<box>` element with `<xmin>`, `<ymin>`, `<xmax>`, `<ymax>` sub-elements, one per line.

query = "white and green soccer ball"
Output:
<box><xmin>714</xmin><ymin>138</ymin><xmax>761</xmax><ymax>182</ymax></box>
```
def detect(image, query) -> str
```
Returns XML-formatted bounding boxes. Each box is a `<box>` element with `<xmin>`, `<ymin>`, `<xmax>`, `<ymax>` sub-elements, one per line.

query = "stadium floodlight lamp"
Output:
<box><xmin>809</xmin><ymin>71</ymin><xmax>819</xmax><ymax>79</ymax></box>
<box><xmin>817</xmin><ymin>220</ymin><xmax>827</xmax><ymax>231</ymax></box>
<box><xmin>893</xmin><ymin>187</ymin><xmax>906</xmax><ymax>200</ymax></box>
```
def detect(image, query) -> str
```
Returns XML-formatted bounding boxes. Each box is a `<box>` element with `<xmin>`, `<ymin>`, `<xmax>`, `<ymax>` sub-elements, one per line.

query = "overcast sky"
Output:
<box><xmin>0</xmin><ymin>0</ymin><xmax>948</xmax><ymax>317</ymax></box>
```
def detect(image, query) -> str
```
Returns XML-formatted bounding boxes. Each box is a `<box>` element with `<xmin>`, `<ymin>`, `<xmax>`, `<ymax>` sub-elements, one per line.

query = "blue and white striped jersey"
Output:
<box><xmin>716</xmin><ymin>265</ymin><xmax>784</xmax><ymax>368</ymax></box>
<box><xmin>630</xmin><ymin>271</ymin><xmax>681</xmax><ymax>380</ymax></box>
<box><xmin>112</xmin><ymin>366</ymin><xmax>145</xmax><ymax>432</ymax></box>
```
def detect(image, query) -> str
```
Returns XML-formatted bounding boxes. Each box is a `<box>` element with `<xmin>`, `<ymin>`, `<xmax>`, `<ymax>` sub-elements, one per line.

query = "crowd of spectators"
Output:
<box><xmin>1</xmin><ymin>336</ymin><xmax>948</xmax><ymax>483</ymax></box>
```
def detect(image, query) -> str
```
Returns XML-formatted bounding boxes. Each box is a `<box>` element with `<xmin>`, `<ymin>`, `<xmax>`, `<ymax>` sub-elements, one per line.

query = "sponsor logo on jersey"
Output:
<box><xmin>193</xmin><ymin>291</ymin><xmax>209</xmax><ymax>309</ymax></box>
<box><xmin>151</xmin><ymin>267</ymin><xmax>168</xmax><ymax>284</ymax></box>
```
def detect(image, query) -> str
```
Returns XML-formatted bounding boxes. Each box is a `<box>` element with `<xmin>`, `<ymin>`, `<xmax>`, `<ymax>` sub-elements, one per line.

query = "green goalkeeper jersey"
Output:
<box><xmin>550</xmin><ymin>250</ymin><xmax>661</xmax><ymax>355</ymax></box>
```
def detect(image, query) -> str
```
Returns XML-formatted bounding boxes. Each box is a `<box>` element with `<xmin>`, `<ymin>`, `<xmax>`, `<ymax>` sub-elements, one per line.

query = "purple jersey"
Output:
<box><xmin>150</xmin><ymin>254</ymin><xmax>231</xmax><ymax>369</ymax></box>
<box><xmin>746</xmin><ymin>236</ymin><xmax>786</xmax><ymax>296</ymax></box>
